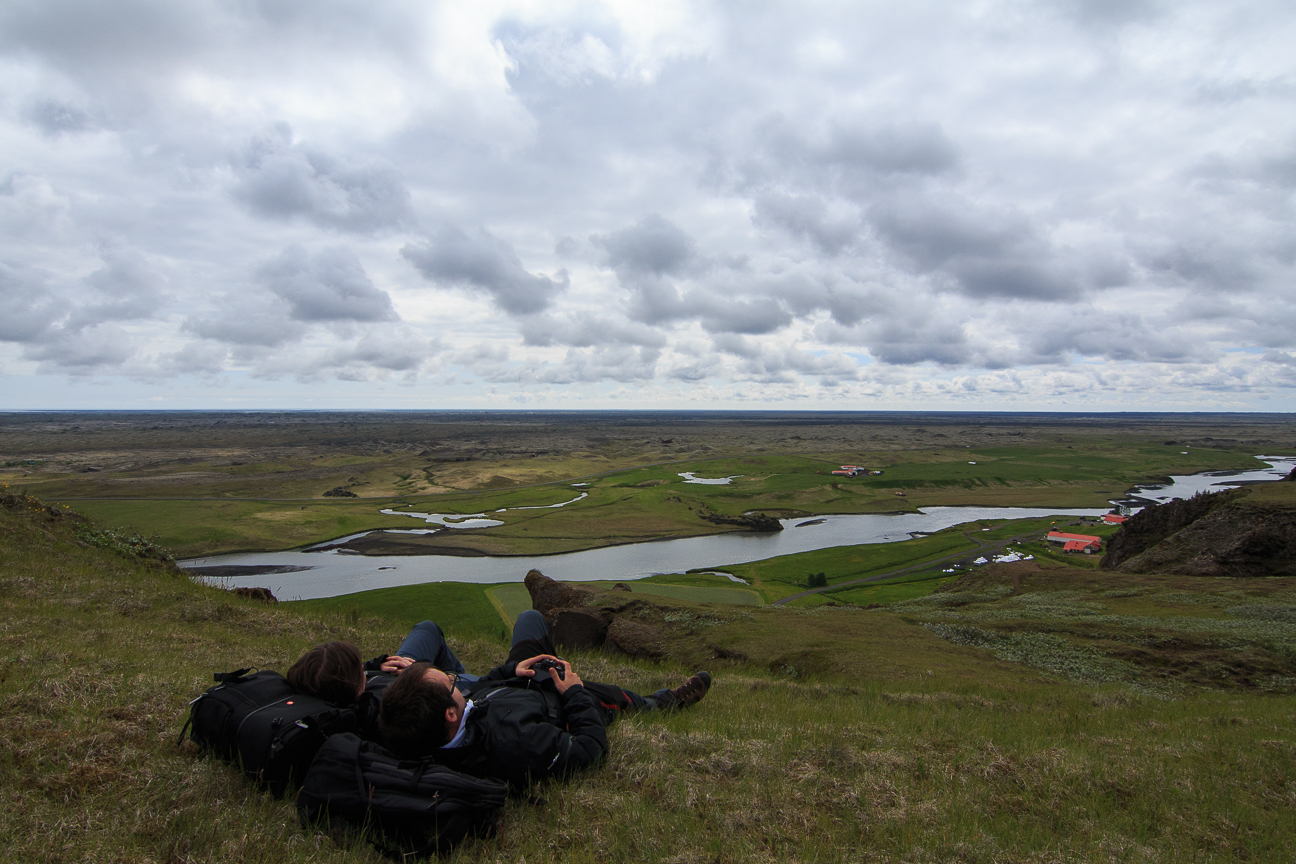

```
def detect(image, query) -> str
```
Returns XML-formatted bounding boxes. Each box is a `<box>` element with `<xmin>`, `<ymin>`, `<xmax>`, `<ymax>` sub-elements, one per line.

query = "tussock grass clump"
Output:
<box><xmin>3</xmin><ymin>497</ymin><xmax>1296</xmax><ymax>863</ymax></box>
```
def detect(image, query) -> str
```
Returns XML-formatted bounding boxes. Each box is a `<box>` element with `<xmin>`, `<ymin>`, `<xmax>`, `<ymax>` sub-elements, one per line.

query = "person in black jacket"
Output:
<box><xmin>376</xmin><ymin>612</ymin><xmax>712</xmax><ymax>789</ymax></box>
<box><xmin>287</xmin><ymin>619</ymin><xmax>478</xmax><ymax>740</ymax></box>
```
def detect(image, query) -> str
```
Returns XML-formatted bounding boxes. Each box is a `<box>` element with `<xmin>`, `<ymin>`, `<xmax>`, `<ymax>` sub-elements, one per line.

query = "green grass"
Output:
<box><xmin>285</xmin><ymin>582</ymin><xmax>510</xmax><ymax>641</ymax></box>
<box><xmin>720</xmin><ymin>527</ymin><xmax>982</xmax><ymax>602</ymax></box>
<box><xmin>826</xmin><ymin>570</ymin><xmax>959</xmax><ymax>605</ymax></box>
<box><xmin>4</xmin><ymin>492</ymin><xmax>1296</xmax><ymax>863</ymax></box>
<box><xmin>486</xmin><ymin>581</ymin><xmax>762</xmax><ymax>628</ymax></box>
<box><xmin>20</xmin><ymin>435</ymin><xmax>1277</xmax><ymax>558</ymax></box>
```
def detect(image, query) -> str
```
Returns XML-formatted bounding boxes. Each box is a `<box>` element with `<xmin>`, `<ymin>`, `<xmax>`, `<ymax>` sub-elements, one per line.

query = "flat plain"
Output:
<box><xmin>3</xmin><ymin>410</ymin><xmax>1291</xmax><ymax>557</ymax></box>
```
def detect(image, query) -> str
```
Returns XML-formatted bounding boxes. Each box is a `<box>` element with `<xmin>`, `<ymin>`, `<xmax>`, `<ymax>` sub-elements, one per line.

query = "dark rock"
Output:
<box><xmin>611</xmin><ymin>583</ymin><xmax>632</xmax><ymax>592</ymax></box>
<box><xmin>551</xmin><ymin>609</ymin><xmax>611</xmax><ymax>650</ymax></box>
<box><xmin>1102</xmin><ymin>488</ymin><xmax>1296</xmax><ymax>577</ymax></box>
<box><xmin>524</xmin><ymin>569</ymin><xmax>596</xmax><ymax>613</ymax></box>
<box><xmin>231</xmin><ymin>586</ymin><xmax>278</xmax><ymax>603</ymax></box>
<box><xmin>698</xmin><ymin>510</ymin><xmax>783</xmax><ymax>532</ymax></box>
<box><xmin>604</xmin><ymin>619</ymin><xmax>665</xmax><ymax>658</ymax></box>
<box><xmin>323</xmin><ymin>487</ymin><xmax>358</xmax><ymax>498</ymax></box>
<box><xmin>708</xmin><ymin>644</ymin><xmax>748</xmax><ymax>661</ymax></box>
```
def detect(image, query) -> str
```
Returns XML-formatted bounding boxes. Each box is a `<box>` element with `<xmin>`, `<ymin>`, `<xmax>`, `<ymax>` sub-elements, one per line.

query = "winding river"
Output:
<box><xmin>181</xmin><ymin>457</ymin><xmax>1295</xmax><ymax>601</ymax></box>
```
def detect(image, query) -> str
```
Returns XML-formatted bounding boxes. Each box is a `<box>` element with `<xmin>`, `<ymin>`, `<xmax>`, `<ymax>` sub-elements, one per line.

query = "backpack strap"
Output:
<box><xmin>213</xmin><ymin>667</ymin><xmax>254</xmax><ymax>682</ymax></box>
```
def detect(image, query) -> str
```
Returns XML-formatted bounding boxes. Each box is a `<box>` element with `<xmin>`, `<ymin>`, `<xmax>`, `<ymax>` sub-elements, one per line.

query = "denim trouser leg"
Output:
<box><xmin>394</xmin><ymin>620</ymin><xmax>467</xmax><ymax>674</ymax></box>
<box><xmin>511</xmin><ymin>609</ymin><xmax>551</xmax><ymax>646</ymax></box>
<box><xmin>506</xmin><ymin>609</ymin><xmax>559</xmax><ymax>665</ymax></box>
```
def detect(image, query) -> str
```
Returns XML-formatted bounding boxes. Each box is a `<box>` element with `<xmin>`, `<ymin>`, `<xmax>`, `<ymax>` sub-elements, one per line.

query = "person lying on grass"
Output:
<box><xmin>288</xmin><ymin>611</ymin><xmax>711</xmax><ymax>787</ymax></box>
<box><xmin>376</xmin><ymin>610</ymin><xmax>711</xmax><ymax>789</ymax></box>
<box><xmin>286</xmin><ymin>619</ymin><xmax>474</xmax><ymax>738</ymax></box>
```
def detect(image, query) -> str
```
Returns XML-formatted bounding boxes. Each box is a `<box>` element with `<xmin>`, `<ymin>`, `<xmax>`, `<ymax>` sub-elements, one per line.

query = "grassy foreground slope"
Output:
<box><xmin>3</xmin><ymin>495</ymin><xmax>1296</xmax><ymax>863</ymax></box>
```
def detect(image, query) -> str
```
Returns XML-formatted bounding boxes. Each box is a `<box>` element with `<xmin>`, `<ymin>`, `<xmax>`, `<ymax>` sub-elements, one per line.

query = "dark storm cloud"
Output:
<box><xmin>233</xmin><ymin>130</ymin><xmax>414</xmax><ymax>233</ymax></box>
<box><xmin>258</xmin><ymin>246</ymin><xmax>398</xmax><ymax>323</ymax></box>
<box><xmin>402</xmin><ymin>225</ymin><xmax>568</xmax><ymax>316</ymax></box>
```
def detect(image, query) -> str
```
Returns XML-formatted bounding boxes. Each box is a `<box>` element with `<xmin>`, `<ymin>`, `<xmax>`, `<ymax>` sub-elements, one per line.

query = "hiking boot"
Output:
<box><xmin>665</xmin><ymin>671</ymin><xmax>712</xmax><ymax>709</ymax></box>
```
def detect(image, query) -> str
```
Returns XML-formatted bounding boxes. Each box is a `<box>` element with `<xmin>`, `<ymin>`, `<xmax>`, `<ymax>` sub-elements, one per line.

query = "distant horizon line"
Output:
<box><xmin>3</xmin><ymin>408</ymin><xmax>1295</xmax><ymax>417</ymax></box>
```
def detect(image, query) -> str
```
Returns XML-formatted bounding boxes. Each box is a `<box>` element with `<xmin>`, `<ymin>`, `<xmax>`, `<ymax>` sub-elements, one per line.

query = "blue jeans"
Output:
<box><xmin>394</xmin><ymin>620</ymin><xmax>477</xmax><ymax>689</ymax></box>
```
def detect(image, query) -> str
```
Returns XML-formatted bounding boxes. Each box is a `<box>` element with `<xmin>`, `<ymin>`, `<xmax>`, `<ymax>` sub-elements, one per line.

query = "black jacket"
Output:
<box><xmin>430</xmin><ymin>665</ymin><xmax>608</xmax><ymax>790</ymax></box>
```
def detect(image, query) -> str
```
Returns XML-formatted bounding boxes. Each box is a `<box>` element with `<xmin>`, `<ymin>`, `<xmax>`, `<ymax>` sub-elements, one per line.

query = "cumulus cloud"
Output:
<box><xmin>184</xmin><ymin>246</ymin><xmax>395</xmax><ymax>352</ymax></box>
<box><xmin>259</xmin><ymin>245</ymin><xmax>398</xmax><ymax>323</ymax></box>
<box><xmin>232</xmin><ymin>130</ymin><xmax>413</xmax><ymax>233</ymax></box>
<box><xmin>0</xmin><ymin>263</ymin><xmax>58</xmax><ymax>342</ymax></box>
<box><xmin>402</xmin><ymin>225</ymin><xmax>568</xmax><ymax>315</ymax></box>
<box><xmin>752</xmin><ymin>193</ymin><xmax>860</xmax><ymax>255</ymax></box>
<box><xmin>1</xmin><ymin>0</ymin><xmax>1294</xmax><ymax>407</ymax></box>
<box><xmin>592</xmin><ymin>214</ymin><xmax>696</xmax><ymax>278</ymax></box>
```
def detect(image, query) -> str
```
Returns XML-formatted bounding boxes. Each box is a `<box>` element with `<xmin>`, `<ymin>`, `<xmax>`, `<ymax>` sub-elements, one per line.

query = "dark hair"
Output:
<box><xmin>286</xmin><ymin>641</ymin><xmax>364</xmax><ymax>706</ymax></box>
<box><xmin>378</xmin><ymin>661</ymin><xmax>457</xmax><ymax>759</ymax></box>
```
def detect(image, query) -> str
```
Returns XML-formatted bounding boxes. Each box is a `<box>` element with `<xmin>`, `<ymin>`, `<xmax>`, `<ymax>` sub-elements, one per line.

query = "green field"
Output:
<box><xmin>286</xmin><ymin>581</ymin><xmax>509</xmax><ymax>640</ymax></box>
<box><xmin>11</xmin><ymin>417</ymin><xmax>1280</xmax><ymax>558</ymax></box>
<box><xmin>5</xmin><ymin>490</ymin><xmax>1296</xmax><ymax>863</ymax></box>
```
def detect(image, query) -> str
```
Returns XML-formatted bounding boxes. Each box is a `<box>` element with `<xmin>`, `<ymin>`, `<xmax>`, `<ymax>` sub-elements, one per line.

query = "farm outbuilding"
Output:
<box><xmin>1047</xmin><ymin>531</ymin><xmax>1102</xmax><ymax>553</ymax></box>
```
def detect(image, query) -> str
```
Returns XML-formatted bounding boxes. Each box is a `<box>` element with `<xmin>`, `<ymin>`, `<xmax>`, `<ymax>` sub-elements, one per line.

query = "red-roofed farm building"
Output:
<box><xmin>1048</xmin><ymin>531</ymin><xmax>1102</xmax><ymax>554</ymax></box>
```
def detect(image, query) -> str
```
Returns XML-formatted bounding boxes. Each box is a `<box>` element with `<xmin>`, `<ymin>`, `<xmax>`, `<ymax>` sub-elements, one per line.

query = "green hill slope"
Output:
<box><xmin>3</xmin><ymin>492</ymin><xmax>1295</xmax><ymax>863</ymax></box>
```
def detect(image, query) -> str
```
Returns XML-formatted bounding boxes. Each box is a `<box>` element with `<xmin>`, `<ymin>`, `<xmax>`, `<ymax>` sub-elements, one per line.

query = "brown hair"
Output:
<box><xmin>377</xmin><ymin>661</ymin><xmax>457</xmax><ymax>759</ymax></box>
<box><xmin>286</xmin><ymin>641</ymin><xmax>364</xmax><ymax>706</ymax></box>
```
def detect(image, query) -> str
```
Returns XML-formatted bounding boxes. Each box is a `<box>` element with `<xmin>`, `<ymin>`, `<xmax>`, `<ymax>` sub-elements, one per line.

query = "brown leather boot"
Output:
<box><xmin>665</xmin><ymin>671</ymin><xmax>712</xmax><ymax>709</ymax></box>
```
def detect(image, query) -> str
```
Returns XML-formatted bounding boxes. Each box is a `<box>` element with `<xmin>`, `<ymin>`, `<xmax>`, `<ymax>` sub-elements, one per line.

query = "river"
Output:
<box><xmin>180</xmin><ymin>456</ymin><xmax>1295</xmax><ymax>601</ymax></box>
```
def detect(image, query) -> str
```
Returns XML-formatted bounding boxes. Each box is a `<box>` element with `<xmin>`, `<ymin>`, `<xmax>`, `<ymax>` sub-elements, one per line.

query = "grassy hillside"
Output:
<box><xmin>3</xmin><ymin>493</ymin><xmax>1296</xmax><ymax>863</ymax></box>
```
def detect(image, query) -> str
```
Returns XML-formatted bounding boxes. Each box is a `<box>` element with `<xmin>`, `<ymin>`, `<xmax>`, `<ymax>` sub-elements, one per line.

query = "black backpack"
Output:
<box><xmin>298</xmin><ymin>733</ymin><xmax>508</xmax><ymax>858</ymax></box>
<box><xmin>180</xmin><ymin>668</ymin><xmax>358</xmax><ymax>797</ymax></box>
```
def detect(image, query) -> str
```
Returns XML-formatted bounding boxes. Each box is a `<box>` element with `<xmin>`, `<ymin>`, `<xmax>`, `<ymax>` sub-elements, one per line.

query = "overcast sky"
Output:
<box><xmin>2</xmin><ymin>0</ymin><xmax>1295</xmax><ymax>411</ymax></box>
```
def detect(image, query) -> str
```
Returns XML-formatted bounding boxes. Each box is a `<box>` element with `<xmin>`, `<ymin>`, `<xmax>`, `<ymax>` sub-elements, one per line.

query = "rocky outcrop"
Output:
<box><xmin>1102</xmin><ymin>488</ymin><xmax>1296</xmax><ymax>577</ymax></box>
<box><xmin>231</xmin><ymin>586</ymin><xmax>278</xmax><ymax>603</ymax></box>
<box><xmin>697</xmin><ymin>510</ymin><xmax>783</xmax><ymax>531</ymax></box>
<box><xmin>604</xmin><ymin>618</ymin><xmax>666</xmax><ymax>658</ymax></box>
<box><xmin>1101</xmin><ymin>490</ymin><xmax>1239</xmax><ymax>569</ymax></box>
<box><xmin>523</xmin><ymin>569</ymin><xmax>667</xmax><ymax>656</ymax></box>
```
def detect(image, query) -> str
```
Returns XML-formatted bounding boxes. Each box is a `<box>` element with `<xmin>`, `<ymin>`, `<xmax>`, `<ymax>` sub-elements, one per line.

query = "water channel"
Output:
<box><xmin>181</xmin><ymin>457</ymin><xmax>1296</xmax><ymax>601</ymax></box>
